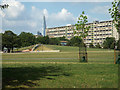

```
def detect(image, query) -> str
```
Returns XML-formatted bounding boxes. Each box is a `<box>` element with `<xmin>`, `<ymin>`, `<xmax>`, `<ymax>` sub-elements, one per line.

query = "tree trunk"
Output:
<box><xmin>7</xmin><ymin>48</ymin><xmax>10</xmax><ymax>53</ymax></box>
<box><xmin>12</xmin><ymin>47</ymin><xmax>13</xmax><ymax>53</ymax></box>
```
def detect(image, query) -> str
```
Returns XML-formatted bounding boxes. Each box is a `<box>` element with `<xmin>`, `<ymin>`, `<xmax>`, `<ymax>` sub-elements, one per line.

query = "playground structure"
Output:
<box><xmin>31</xmin><ymin>44</ymin><xmax>60</xmax><ymax>52</ymax></box>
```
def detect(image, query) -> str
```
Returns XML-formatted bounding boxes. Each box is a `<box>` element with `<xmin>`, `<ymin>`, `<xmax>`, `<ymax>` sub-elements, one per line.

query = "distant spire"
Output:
<box><xmin>43</xmin><ymin>15</ymin><xmax>46</xmax><ymax>36</ymax></box>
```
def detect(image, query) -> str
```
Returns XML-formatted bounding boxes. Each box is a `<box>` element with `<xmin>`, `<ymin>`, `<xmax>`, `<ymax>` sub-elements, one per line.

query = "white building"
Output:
<box><xmin>46</xmin><ymin>20</ymin><xmax>119</xmax><ymax>46</ymax></box>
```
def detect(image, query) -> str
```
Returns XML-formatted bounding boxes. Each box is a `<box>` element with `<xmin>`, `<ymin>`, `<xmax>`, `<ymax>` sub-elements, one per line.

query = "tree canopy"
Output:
<box><xmin>103</xmin><ymin>37</ymin><xmax>116</xmax><ymax>49</ymax></box>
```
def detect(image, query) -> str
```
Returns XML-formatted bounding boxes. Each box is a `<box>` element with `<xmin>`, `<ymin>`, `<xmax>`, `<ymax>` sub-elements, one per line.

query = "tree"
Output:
<box><xmin>74</xmin><ymin>11</ymin><xmax>90</xmax><ymax>62</ymax></box>
<box><xmin>89</xmin><ymin>43</ymin><xmax>94</xmax><ymax>48</ymax></box>
<box><xmin>117</xmin><ymin>39</ymin><xmax>120</xmax><ymax>50</ymax></box>
<box><xmin>2</xmin><ymin>30</ymin><xmax>19</xmax><ymax>53</ymax></box>
<box><xmin>36</xmin><ymin>36</ymin><xmax>44</xmax><ymax>44</ymax></box>
<box><xmin>58</xmin><ymin>36</ymin><xmax>68</xmax><ymax>41</ymax></box>
<box><xmin>36</xmin><ymin>35</ymin><xmax>50</xmax><ymax>44</ymax></box>
<box><xmin>109</xmin><ymin>1</ymin><xmax>120</xmax><ymax>64</ymax></box>
<box><xmin>49</xmin><ymin>38</ymin><xmax>60</xmax><ymax>45</ymax></box>
<box><xmin>67</xmin><ymin>36</ymin><xmax>83</xmax><ymax>46</ymax></box>
<box><xmin>109</xmin><ymin>0</ymin><xmax>120</xmax><ymax>50</ymax></box>
<box><xmin>43</xmin><ymin>36</ymin><xmax>49</xmax><ymax>44</ymax></box>
<box><xmin>103</xmin><ymin>37</ymin><xmax>116</xmax><ymax>49</ymax></box>
<box><xmin>95</xmin><ymin>43</ymin><xmax>101</xmax><ymax>48</ymax></box>
<box><xmin>19</xmin><ymin>32</ymin><xmax>36</xmax><ymax>47</ymax></box>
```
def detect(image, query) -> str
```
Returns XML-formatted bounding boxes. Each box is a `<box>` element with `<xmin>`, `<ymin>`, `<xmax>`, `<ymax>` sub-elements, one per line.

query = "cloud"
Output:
<box><xmin>1</xmin><ymin>2</ymin><xmax>76</xmax><ymax>35</ymax></box>
<box><xmin>1</xmin><ymin>0</ymin><xmax>25</xmax><ymax>18</ymax></box>
<box><xmin>47</xmin><ymin>8</ymin><xmax>76</xmax><ymax>27</ymax></box>
<box><xmin>90</xmin><ymin>5</ymin><xmax>110</xmax><ymax>15</ymax></box>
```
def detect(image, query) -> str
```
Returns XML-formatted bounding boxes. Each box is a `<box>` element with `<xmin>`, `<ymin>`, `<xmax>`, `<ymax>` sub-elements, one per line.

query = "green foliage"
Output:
<box><xmin>95</xmin><ymin>43</ymin><xmax>101</xmax><ymax>48</ymax></box>
<box><xmin>67</xmin><ymin>36</ymin><xmax>83</xmax><ymax>46</ymax></box>
<box><xmin>36</xmin><ymin>35</ymin><xmax>49</xmax><ymax>44</ymax></box>
<box><xmin>19</xmin><ymin>32</ymin><xmax>36</xmax><ymax>47</ymax></box>
<box><xmin>117</xmin><ymin>39</ymin><xmax>120</xmax><ymax>50</ymax></box>
<box><xmin>58</xmin><ymin>36</ymin><xmax>68</xmax><ymax>41</ymax></box>
<box><xmin>74</xmin><ymin>11</ymin><xmax>90</xmax><ymax>39</ymax></box>
<box><xmin>109</xmin><ymin>0</ymin><xmax>120</xmax><ymax>33</ymax></box>
<box><xmin>103</xmin><ymin>37</ymin><xmax>116</xmax><ymax>49</ymax></box>
<box><xmin>2</xmin><ymin>30</ymin><xmax>20</xmax><ymax>52</ymax></box>
<box><xmin>89</xmin><ymin>43</ymin><xmax>94</xmax><ymax>48</ymax></box>
<box><xmin>49</xmin><ymin>38</ymin><xmax>60</xmax><ymax>45</ymax></box>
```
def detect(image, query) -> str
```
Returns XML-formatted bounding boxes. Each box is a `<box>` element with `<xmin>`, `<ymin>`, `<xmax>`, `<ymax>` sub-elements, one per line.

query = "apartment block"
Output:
<box><xmin>46</xmin><ymin>20</ymin><xmax>119</xmax><ymax>46</ymax></box>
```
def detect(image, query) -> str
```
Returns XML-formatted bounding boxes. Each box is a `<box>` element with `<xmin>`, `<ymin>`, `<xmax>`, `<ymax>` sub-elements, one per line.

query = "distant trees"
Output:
<box><xmin>2</xmin><ymin>30</ymin><xmax>70</xmax><ymax>53</ymax></box>
<box><xmin>2</xmin><ymin>31</ymin><xmax>36</xmax><ymax>53</ymax></box>
<box><xmin>49</xmin><ymin>38</ymin><xmax>60</xmax><ymax>45</ymax></box>
<box><xmin>103</xmin><ymin>37</ymin><xmax>116</xmax><ymax>49</ymax></box>
<box><xmin>89</xmin><ymin>43</ymin><xmax>94</xmax><ymax>48</ymax></box>
<box><xmin>95</xmin><ymin>43</ymin><xmax>101</xmax><ymax>48</ymax></box>
<box><xmin>67</xmin><ymin>36</ymin><xmax>83</xmax><ymax>46</ymax></box>
<box><xmin>19</xmin><ymin>32</ymin><xmax>36</xmax><ymax>47</ymax></box>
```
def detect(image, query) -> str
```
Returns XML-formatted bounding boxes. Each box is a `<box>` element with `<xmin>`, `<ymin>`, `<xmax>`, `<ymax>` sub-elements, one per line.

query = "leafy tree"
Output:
<box><xmin>19</xmin><ymin>32</ymin><xmax>36</xmax><ymax>47</ymax></box>
<box><xmin>117</xmin><ymin>39</ymin><xmax>120</xmax><ymax>49</ymax></box>
<box><xmin>49</xmin><ymin>38</ymin><xmax>60</xmax><ymax>45</ymax></box>
<box><xmin>95</xmin><ymin>43</ymin><xmax>101</xmax><ymax>48</ymax></box>
<box><xmin>36</xmin><ymin>35</ymin><xmax>50</xmax><ymax>44</ymax></box>
<box><xmin>43</xmin><ymin>35</ymin><xmax>49</xmax><ymax>44</ymax></box>
<box><xmin>36</xmin><ymin>36</ymin><xmax>44</xmax><ymax>44</ymax></box>
<box><xmin>89</xmin><ymin>43</ymin><xmax>94</xmax><ymax>48</ymax></box>
<box><xmin>58</xmin><ymin>36</ymin><xmax>68</xmax><ymax>41</ymax></box>
<box><xmin>109</xmin><ymin>0</ymin><xmax>120</xmax><ymax>34</ymax></box>
<box><xmin>109</xmin><ymin>0</ymin><xmax>120</xmax><ymax>50</ymax></box>
<box><xmin>103</xmin><ymin>37</ymin><xmax>116</xmax><ymax>49</ymax></box>
<box><xmin>2</xmin><ymin>30</ymin><xmax>19</xmax><ymax>53</ymax></box>
<box><xmin>74</xmin><ymin>11</ymin><xmax>90</xmax><ymax>61</ymax></box>
<box><xmin>67</xmin><ymin>36</ymin><xmax>83</xmax><ymax>46</ymax></box>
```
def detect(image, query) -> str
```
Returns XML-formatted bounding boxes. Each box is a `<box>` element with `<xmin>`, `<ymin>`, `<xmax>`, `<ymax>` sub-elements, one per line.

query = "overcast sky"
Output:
<box><xmin>0</xmin><ymin>0</ymin><xmax>114</xmax><ymax>35</ymax></box>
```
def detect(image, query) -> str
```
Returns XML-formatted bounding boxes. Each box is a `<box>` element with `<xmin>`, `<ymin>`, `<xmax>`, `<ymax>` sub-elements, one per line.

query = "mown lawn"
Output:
<box><xmin>2</xmin><ymin>45</ymin><xmax>118</xmax><ymax>88</ymax></box>
<box><xmin>2</xmin><ymin>63</ymin><xmax>118</xmax><ymax>88</ymax></box>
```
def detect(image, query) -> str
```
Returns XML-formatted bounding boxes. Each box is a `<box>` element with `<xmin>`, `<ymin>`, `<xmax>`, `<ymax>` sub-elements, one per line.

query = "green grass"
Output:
<box><xmin>2</xmin><ymin>45</ymin><xmax>118</xmax><ymax>88</ymax></box>
<box><xmin>2</xmin><ymin>63</ymin><xmax>118</xmax><ymax>88</ymax></box>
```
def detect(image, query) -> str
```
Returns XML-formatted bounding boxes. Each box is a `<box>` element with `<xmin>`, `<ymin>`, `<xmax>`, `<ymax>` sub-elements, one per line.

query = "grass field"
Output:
<box><xmin>2</xmin><ymin>45</ymin><xmax>118</xmax><ymax>88</ymax></box>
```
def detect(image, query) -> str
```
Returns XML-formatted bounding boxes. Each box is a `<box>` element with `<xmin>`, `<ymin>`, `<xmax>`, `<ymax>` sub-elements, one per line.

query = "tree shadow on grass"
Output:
<box><xmin>2</xmin><ymin>65</ymin><xmax>71</xmax><ymax>88</ymax></box>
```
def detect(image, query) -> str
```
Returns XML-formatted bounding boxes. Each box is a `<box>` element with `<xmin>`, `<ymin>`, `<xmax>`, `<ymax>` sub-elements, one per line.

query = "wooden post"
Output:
<box><xmin>79</xmin><ymin>45</ymin><xmax>81</xmax><ymax>62</ymax></box>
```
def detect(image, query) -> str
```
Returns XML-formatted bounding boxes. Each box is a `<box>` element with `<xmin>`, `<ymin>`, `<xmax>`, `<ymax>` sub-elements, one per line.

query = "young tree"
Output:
<box><xmin>109</xmin><ymin>0</ymin><xmax>120</xmax><ymax>49</ymax></box>
<box><xmin>109</xmin><ymin>0</ymin><xmax>120</xmax><ymax>64</ymax></box>
<box><xmin>74</xmin><ymin>11</ymin><xmax>90</xmax><ymax>62</ymax></box>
